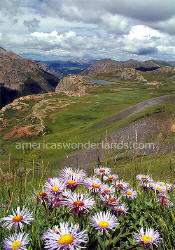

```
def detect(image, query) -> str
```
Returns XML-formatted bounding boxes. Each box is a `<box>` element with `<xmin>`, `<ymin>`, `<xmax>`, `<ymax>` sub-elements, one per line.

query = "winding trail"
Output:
<box><xmin>58</xmin><ymin>95</ymin><xmax>175</xmax><ymax>168</ymax></box>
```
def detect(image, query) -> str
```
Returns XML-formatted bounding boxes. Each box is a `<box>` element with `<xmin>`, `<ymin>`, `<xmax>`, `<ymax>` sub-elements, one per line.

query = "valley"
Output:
<box><xmin>1</xmin><ymin>66</ymin><xmax>175</xmax><ymax>180</ymax></box>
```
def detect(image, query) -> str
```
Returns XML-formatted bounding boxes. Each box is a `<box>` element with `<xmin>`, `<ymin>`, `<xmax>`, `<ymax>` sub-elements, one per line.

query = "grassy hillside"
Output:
<box><xmin>0</xmin><ymin>77</ymin><xmax>175</xmax><ymax>174</ymax></box>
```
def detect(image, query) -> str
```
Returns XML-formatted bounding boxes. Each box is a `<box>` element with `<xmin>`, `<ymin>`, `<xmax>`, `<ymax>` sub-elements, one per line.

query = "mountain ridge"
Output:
<box><xmin>0</xmin><ymin>47</ymin><xmax>59</xmax><ymax>108</ymax></box>
<box><xmin>80</xmin><ymin>58</ymin><xmax>162</xmax><ymax>76</ymax></box>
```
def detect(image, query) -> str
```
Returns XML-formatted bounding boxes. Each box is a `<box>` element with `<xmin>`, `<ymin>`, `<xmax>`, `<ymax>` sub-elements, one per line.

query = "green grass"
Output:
<box><xmin>0</xmin><ymin>74</ymin><xmax>175</xmax><ymax>173</ymax></box>
<box><xmin>1</xmin><ymin>80</ymin><xmax>173</xmax><ymax>171</ymax></box>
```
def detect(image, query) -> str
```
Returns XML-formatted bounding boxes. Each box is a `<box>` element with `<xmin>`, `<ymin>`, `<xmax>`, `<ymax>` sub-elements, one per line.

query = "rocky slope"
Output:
<box><xmin>0</xmin><ymin>92</ymin><xmax>75</xmax><ymax>139</ymax></box>
<box><xmin>0</xmin><ymin>47</ymin><xmax>59</xmax><ymax>108</ymax></box>
<box><xmin>55</xmin><ymin>74</ymin><xmax>96</xmax><ymax>96</ymax></box>
<box><xmin>113</xmin><ymin>68</ymin><xmax>146</xmax><ymax>81</ymax></box>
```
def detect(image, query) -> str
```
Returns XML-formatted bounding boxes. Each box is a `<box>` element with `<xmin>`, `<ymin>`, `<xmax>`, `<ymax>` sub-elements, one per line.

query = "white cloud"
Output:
<box><xmin>126</xmin><ymin>25</ymin><xmax>160</xmax><ymax>40</ymax></box>
<box><xmin>0</xmin><ymin>0</ymin><xmax>175</xmax><ymax>60</ymax></box>
<box><xmin>101</xmin><ymin>14</ymin><xmax>130</xmax><ymax>34</ymax></box>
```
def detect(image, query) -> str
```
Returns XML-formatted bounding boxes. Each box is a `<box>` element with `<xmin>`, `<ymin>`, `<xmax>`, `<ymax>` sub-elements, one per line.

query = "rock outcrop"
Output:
<box><xmin>114</xmin><ymin>68</ymin><xmax>146</xmax><ymax>81</ymax></box>
<box><xmin>55</xmin><ymin>74</ymin><xmax>95</xmax><ymax>96</ymax></box>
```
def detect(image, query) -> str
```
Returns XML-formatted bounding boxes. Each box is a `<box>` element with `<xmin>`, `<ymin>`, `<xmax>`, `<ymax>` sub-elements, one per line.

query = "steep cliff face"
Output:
<box><xmin>0</xmin><ymin>47</ymin><xmax>59</xmax><ymax>108</ymax></box>
<box><xmin>55</xmin><ymin>74</ymin><xmax>95</xmax><ymax>96</ymax></box>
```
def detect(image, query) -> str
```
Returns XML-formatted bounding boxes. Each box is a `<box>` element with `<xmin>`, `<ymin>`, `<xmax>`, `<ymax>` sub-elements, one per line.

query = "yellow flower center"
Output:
<box><xmin>99</xmin><ymin>169</ymin><xmax>105</xmax><ymax>173</ymax></box>
<box><xmin>103</xmin><ymin>189</ymin><xmax>109</xmax><ymax>193</ymax></box>
<box><xmin>11</xmin><ymin>241</ymin><xmax>22</xmax><ymax>249</ymax></box>
<box><xmin>68</xmin><ymin>180</ymin><xmax>76</xmax><ymax>185</ymax></box>
<box><xmin>39</xmin><ymin>192</ymin><xmax>47</xmax><ymax>197</ymax></box>
<box><xmin>157</xmin><ymin>187</ymin><xmax>162</xmax><ymax>191</ymax></box>
<box><xmin>142</xmin><ymin>235</ymin><xmax>153</xmax><ymax>243</ymax></box>
<box><xmin>73</xmin><ymin>201</ymin><xmax>84</xmax><ymax>206</ymax></box>
<box><xmin>12</xmin><ymin>215</ymin><xmax>23</xmax><ymax>223</ymax></box>
<box><xmin>141</xmin><ymin>177</ymin><xmax>147</xmax><ymax>180</ymax></box>
<box><xmin>126</xmin><ymin>191</ymin><xmax>132</xmax><ymax>195</ymax></box>
<box><xmin>116</xmin><ymin>207</ymin><xmax>121</xmax><ymax>211</ymax></box>
<box><xmin>108</xmin><ymin>198</ymin><xmax>116</xmax><ymax>202</ymax></box>
<box><xmin>108</xmin><ymin>176</ymin><xmax>113</xmax><ymax>179</ymax></box>
<box><xmin>98</xmin><ymin>221</ymin><xmax>109</xmax><ymax>228</ymax></box>
<box><xmin>117</xmin><ymin>184</ymin><xmax>123</xmax><ymax>188</ymax></box>
<box><xmin>58</xmin><ymin>234</ymin><xmax>74</xmax><ymax>245</ymax></box>
<box><xmin>160</xmin><ymin>198</ymin><xmax>167</xmax><ymax>205</ymax></box>
<box><xmin>52</xmin><ymin>186</ymin><xmax>59</xmax><ymax>192</ymax></box>
<box><xmin>92</xmin><ymin>184</ymin><xmax>100</xmax><ymax>188</ymax></box>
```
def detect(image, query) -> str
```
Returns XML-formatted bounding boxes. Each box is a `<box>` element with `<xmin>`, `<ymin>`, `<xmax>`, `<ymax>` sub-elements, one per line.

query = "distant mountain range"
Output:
<box><xmin>1</xmin><ymin>47</ymin><xmax>175</xmax><ymax>109</ymax></box>
<box><xmin>80</xmin><ymin>58</ymin><xmax>175</xmax><ymax>82</ymax></box>
<box><xmin>80</xmin><ymin>59</ymin><xmax>162</xmax><ymax>76</ymax></box>
<box><xmin>38</xmin><ymin>58</ymin><xmax>175</xmax><ymax>79</ymax></box>
<box><xmin>37</xmin><ymin>59</ymin><xmax>96</xmax><ymax>79</ymax></box>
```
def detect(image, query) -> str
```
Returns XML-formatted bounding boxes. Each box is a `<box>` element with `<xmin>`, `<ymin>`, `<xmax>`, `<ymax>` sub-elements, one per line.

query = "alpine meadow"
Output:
<box><xmin>0</xmin><ymin>0</ymin><xmax>175</xmax><ymax>249</ymax></box>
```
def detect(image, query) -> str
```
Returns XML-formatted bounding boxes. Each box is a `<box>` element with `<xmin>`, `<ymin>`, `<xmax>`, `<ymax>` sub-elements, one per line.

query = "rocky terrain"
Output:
<box><xmin>0</xmin><ymin>47</ymin><xmax>59</xmax><ymax>108</ymax></box>
<box><xmin>55</xmin><ymin>74</ymin><xmax>96</xmax><ymax>96</ymax></box>
<box><xmin>0</xmin><ymin>93</ymin><xmax>75</xmax><ymax>139</ymax></box>
<box><xmin>113</xmin><ymin>68</ymin><xmax>146</xmax><ymax>82</ymax></box>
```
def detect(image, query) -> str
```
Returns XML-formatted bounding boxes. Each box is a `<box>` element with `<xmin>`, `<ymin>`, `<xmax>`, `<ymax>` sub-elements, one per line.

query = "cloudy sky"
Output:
<box><xmin>0</xmin><ymin>0</ymin><xmax>175</xmax><ymax>61</ymax></box>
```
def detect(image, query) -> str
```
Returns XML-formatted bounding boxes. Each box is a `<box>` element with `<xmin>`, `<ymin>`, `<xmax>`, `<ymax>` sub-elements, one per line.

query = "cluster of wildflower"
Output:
<box><xmin>137</xmin><ymin>174</ymin><xmax>174</xmax><ymax>207</ymax></box>
<box><xmin>1</xmin><ymin>166</ymin><xmax>171</xmax><ymax>249</ymax></box>
<box><xmin>0</xmin><ymin>206</ymin><xmax>33</xmax><ymax>249</ymax></box>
